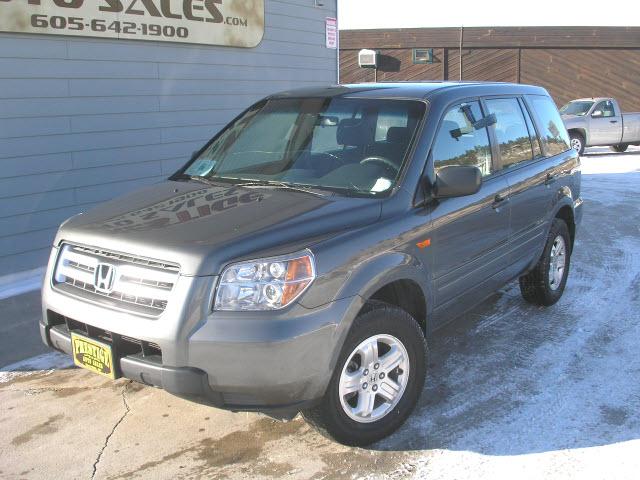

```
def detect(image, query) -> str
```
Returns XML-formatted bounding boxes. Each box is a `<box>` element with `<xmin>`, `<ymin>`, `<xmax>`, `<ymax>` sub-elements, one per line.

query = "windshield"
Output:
<box><xmin>181</xmin><ymin>97</ymin><xmax>425</xmax><ymax>196</ymax></box>
<box><xmin>559</xmin><ymin>100</ymin><xmax>594</xmax><ymax>116</ymax></box>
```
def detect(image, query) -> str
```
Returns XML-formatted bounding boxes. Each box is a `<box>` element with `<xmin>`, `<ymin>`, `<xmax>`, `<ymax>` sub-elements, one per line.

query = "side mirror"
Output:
<box><xmin>433</xmin><ymin>165</ymin><xmax>482</xmax><ymax>198</ymax></box>
<box><xmin>591</xmin><ymin>110</ymin><xmax>603</xmax><ymax>118</ymax></box>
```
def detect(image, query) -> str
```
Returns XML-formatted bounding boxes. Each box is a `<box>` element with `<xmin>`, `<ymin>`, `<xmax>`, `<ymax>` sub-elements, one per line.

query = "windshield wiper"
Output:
<box><xmin>175</xmin><ymin>174</ymin><xmax>223</xmax><ymax>186</ymax></box>
<box><xmin>234</xmin><ymin>180</ymin><xmax>329</xmax><ymax>197</ymax></box>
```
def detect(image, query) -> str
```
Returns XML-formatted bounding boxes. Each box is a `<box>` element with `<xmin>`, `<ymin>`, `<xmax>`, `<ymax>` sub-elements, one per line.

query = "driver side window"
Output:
<box><xmin>433</xmin><ymin>101</ymin><xmax>493</xmax><ymax>177</ymax></box>
<box><xmin>594</xmin><ymin>100</ymin><xmax>615</xmax><ymax>118</ymax></box>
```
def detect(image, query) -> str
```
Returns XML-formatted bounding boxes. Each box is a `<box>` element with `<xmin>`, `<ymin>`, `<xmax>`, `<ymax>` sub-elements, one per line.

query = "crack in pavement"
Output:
<box><xmin>91</xmin><ymin>383</ymin><xmax>131</xmax><ymax>480</ymax></box>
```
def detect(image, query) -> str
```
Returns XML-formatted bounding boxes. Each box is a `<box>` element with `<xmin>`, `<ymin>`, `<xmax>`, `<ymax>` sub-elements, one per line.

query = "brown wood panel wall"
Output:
<box><xmin>340</xmin><ymin>45</ymin><xmax>640</xmax><ymax>113</ymax></box>
<box><xmin>446</xmin><ymin>48</ymin><xmax>518</xmax><ymax>83</ymax></box>
<box><xmin>341</xmin><ymin>26</ymin><xmax>640</xmax><ymax>49</ymax></box>
<box><xmin>339</xmin><ymin>49</ymin><xmax>376</xmax><ymax>83</ymax></box>
<box><xmin>340</xmin><ymin>47</ymin><xmax>518</xmax><ymax>84</ymax></box>
<box><xmin>340</xmin><ymin>48</ymin><xmax>444</xmax><ymax>83</ymax></box>
<box><xmin>520</xmin><ymin>49</ymin><xmax>640</xmax><ymax>112</ymax></box>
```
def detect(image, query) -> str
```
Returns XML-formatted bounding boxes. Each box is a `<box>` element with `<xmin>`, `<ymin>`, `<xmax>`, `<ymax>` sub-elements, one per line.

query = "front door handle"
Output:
<box><xmin>492</xmin><ymin>193</ymin><xmax>508</xmax><ymax>209</ymax></box>
<box><xmin>610</xmin><ymin>120</ymin><xmax>618</xmax><ymax>123</ymax></box>
<box><xmin>545</xmin><ymin>173</ymin><xmax>556</xmax><ymax>185</ymax></box>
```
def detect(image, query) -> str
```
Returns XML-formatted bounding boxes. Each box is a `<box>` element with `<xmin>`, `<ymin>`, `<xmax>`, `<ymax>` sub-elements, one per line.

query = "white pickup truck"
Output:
<box><xmin>560</xmin><ymin>97</ymin><xmax>640</xmax><ymax>154</ymax></box>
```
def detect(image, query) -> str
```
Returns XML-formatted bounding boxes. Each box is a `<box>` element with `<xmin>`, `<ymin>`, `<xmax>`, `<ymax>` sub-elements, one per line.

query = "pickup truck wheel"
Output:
<box><xmin>611</xmin><ymin>144</ymin><xmax>628</xmax><ymax>153</ymax></box>
<box><xmin>519</xmin><ymin>219</ymin><xmax>571</xmax><ymax>306</ymax></box>
<box><xmin>302</xmin><ymin>302</ymin><xmax>427</xmax><ymax>446</ymax></box>
<box><xmin>569</xmin><ymin>132</ymin><xmax>585</xmax><ymax>155</ymax></box>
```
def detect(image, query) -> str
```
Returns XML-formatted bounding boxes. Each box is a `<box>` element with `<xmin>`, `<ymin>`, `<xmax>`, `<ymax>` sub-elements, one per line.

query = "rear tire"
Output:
<box><xmin>519</xmin><ymin>218</ymin><xmax>571</xmax><ymax>306</ymax></box>
<box><xmin>569</xmin><ymin>132</ymin><xmax>585</xmax><ymax>155</ymax></box>
<box><xmin>302</xmin><ymin>302</ymin><xmax>427</xmax><ymax>446</ymax></box>
<box><xmin>610</xmin><ymin>144</ymin><xmax>628</xmax><ymax>153</ymax></box>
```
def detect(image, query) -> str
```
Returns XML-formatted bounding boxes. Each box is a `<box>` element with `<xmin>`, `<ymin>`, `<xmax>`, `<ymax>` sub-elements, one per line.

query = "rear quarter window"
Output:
<box><xmin>528</xmin><ymin>95</ymin><xmax>571</xmax><ymax>157</ymax></box>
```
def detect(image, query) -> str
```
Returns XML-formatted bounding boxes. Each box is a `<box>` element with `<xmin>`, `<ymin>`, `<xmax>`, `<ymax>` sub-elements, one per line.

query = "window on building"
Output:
<box><xmin>432</xmin><ymin>101</ymin><xmax>493</xmax><ymax>176</ymax></box>
<box><xmin>485</xmin><ymin>97</ymin><xmax>533</xmax><ymax>169</ymax></box>
<box><xmin>412</xmin><ymin>48</ymin><xmax>433</xmax><ymax>64</ymax></box>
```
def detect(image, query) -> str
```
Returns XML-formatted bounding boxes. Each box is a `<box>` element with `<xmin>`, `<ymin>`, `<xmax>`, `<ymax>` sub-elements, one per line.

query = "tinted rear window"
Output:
<box><xmin>528</xmin><ymin>95</ymin><xmax>571</xmax><ymax>157</ymax></box>
<box><xmin>485</xmin><ymin>97</ymin><xmax>533</xmax><ymax>169</ymax></box>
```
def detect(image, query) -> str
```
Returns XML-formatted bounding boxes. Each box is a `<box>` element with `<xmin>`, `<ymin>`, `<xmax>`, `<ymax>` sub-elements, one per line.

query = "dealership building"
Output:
<box><xmin>340</xmin><ymin>26</ymin><xmax>640</xmax><ymax>111</ymax></box>
<box><xmin>0</xmin><ymin>0</ymin><xmax>338</xmax><ymax>284</ymax></box>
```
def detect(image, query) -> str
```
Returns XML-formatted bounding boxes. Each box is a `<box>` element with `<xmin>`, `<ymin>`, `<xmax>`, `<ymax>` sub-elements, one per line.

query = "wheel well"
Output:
<box><xmin>568</xmin><ymin>128</ymin><xmax>585</xmax><ymax>142</ymax></box>
<box><xmin>369</xmin><ymin>280</ymin><xmax>427</xmax><ymax>333</ymax></box>
<box><xmin>555</xmin><ymin>206</ymin><xmax>575</xmax><ymax>250</ymax></box>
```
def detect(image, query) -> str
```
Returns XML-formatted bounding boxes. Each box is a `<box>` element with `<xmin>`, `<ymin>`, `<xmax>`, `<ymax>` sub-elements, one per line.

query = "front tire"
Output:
<box><xmin>302</xmin><ymin>302</ymin><xmax>427</xmax><ymax>446</ymax></box>
<box><xmin>519</xmin><ymin>218</ymin><xmax>571</xmax><ymax>306</ymax></box>
<box><xmin>611</xmin><ymin>144</ymin><xmax>628</xmax><ymax>153</ymax></box>
<box><xmin>569</xmin><ymin>132</ymin><xmax>585</xmax><ymax>155</ymax></box>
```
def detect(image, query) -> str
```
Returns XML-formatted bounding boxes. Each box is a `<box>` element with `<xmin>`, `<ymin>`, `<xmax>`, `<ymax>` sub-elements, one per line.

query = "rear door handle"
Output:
<box><xmin>610</xmin><ymin>120</ymin><xmax>618</xmax><ymax>123</ymax></box>
<box><xmin>492</xmin><ymin>193</ymin><xmax>508</xmax><ymax>209</ymax></box>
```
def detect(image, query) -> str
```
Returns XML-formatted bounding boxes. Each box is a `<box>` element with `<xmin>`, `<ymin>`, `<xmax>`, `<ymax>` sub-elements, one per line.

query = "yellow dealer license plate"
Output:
<box><xmin>71</xmin><ymin>333</ymin><xmax>116</xmax><ymax>380</ymax></box>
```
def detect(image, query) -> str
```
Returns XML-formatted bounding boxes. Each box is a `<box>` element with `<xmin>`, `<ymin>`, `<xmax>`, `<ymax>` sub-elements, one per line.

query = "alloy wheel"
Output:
<box><xmin>338</xmin><ymin>334</ymin><xmax>410</xmax><ymax>423</ymax></box>
<box><xmin>548</xmin><ymin>235</ymin><xmax>567</xmax><ymax>291</ymax></box>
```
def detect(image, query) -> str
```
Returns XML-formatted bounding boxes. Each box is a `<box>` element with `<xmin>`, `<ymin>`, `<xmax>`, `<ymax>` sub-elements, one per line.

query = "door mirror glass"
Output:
<box><xmin>433</xmin><ymin>165</ymin><xmax>482</xmax><ymax>198</ymax></box>
<box><xmin>591</xmin><ymin>110</ymin><xmax>603</xmax><ymax>118</ymax></box>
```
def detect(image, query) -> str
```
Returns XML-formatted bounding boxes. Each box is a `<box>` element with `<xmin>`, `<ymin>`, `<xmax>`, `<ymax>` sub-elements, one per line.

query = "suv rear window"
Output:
<box><xmin>528</xmin><ymin>96</ymin><xmax>571</xmax><ymax>157</ymax></box>
<box><xmin>485</xmin><ymin>97</ymin><xmax>533</xmax><ymax>169</ymax></box>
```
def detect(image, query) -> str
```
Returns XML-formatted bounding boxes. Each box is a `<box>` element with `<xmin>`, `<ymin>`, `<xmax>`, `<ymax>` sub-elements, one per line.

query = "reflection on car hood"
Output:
<box><xmin>561</xmin><ymin>115</ymin><xmax>584</xmax><ymax>127</ymax></box>
<box><xmin>56</xmin><ymin>181</ymin><xmax>382</xmax><ymax>275</ymax></box>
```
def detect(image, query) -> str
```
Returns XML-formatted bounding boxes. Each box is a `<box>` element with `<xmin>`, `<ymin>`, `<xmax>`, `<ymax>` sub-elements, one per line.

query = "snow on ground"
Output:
<box><xmin>2</xmin><ymin>146</ymin><xmax>639</xmax><ymax>479</ymax></box>
<box><xmin>377</xmin><ymin>146</ymin><xmax>640</xmax><ymax>479</ymax></box>
<box><xmin>0</xmin><ymin>351</ymin><xmax>73</xmax><ymax>384</ymax></box>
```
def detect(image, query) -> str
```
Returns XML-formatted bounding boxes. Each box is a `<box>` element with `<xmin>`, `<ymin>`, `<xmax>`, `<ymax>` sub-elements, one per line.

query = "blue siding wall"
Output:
<box><xmin>0</xmin><ymin>0</ymin><xmax>337</xmax><ymax>276</ymax></box>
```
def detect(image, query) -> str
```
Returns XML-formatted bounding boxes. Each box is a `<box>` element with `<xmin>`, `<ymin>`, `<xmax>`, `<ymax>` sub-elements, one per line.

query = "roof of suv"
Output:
<box><xmin>271</xmin><ymin>81</ymin><xmax>549</xmax><ymax>101</ymax></box>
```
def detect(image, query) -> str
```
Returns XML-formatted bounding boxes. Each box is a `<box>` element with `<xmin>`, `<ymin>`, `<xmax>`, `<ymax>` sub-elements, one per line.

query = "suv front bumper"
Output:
<box><xmin>43</xmin><ymin>320</ymin><xmax>223</xmax><ymax>406</ymax></box>
<box><xmin>41</xmin><ymin>261</ymin><xmax>362</xmax><ymax>417</ymax></box>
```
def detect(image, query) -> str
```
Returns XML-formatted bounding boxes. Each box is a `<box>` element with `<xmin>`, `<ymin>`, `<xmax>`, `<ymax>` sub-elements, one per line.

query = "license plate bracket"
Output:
<box><xmin>71</xmin><ymin>332</ymin><xmax>117</xmax><ymax>380</ymax></box>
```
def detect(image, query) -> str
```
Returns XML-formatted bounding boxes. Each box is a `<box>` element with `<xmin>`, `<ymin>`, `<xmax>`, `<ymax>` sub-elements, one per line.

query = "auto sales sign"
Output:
<box><xmin>0</xmin><ymin>0</ymin><xmax>264</xmax><ymax>47</ymax></box>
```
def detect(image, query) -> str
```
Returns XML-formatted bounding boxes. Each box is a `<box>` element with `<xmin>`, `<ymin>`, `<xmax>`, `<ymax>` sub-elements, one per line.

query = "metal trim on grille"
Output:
<box><xmin>52</xmin><ymin>243</ymin><xmax>180</xmax><ymax>316</ymax></box>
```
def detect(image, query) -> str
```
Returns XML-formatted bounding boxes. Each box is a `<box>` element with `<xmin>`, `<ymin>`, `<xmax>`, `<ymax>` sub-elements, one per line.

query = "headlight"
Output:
<box><xmin>214</xmin><ymin>250</ymin><xmax>316</xmax><ymax>311</ymax></box>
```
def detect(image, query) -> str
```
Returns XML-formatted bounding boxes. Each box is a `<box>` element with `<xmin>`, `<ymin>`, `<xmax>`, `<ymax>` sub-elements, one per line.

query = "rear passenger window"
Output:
<box><xmin>432</xmin><ymin>101</ymin><xmax>492</xmax><ymax>177</ymax></box>
<box><xmin>485</xmin><ymin>98</ymin><xmax>533</xmax><ymax>169</ymax></box>
<box><xmin>375</xmin><ymin>104</ymin><xmax>412</xmax><ymax>141</ymax></box>
<box><xmin>520</xmin><ymin>98</ymin><xmax>543</xmax><ymax>159</ymax></box>
<box><xmin>529</xmin><ymin>96</ymin><xmax>571</xmax><ymax>157</ymax></box>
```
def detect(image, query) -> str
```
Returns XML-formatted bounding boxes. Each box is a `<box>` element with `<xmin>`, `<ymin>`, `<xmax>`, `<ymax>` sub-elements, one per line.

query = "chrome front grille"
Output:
<box><xmin>52</xmin><ymin>243</ymin><xmax>180</xmax><ymax>316</ymax></box>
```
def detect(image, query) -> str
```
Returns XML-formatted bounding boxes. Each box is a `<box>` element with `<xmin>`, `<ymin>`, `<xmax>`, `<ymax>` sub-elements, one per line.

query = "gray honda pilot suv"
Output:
<box><xmin>41</xmin><ymin>82</ymin><xmax>582</xmax><ymax>446</ymax></box>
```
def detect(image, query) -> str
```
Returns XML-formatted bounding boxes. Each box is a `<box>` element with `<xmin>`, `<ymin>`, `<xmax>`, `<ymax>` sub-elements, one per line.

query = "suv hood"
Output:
<box><xmin>55</xmin><ymin>181</ymin><xmax>382</xmax><ymax>276</ymax></box>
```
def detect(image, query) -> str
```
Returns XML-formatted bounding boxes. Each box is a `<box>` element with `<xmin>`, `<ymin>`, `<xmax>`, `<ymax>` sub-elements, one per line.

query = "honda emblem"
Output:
<box><xmin>94</xmin><ymin>263</ymin><xmax>116</xmax><ymax>293</ymax></box>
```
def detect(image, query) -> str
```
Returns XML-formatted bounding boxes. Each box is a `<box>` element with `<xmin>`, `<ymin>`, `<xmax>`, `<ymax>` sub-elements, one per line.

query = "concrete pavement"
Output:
<box><xmin>1</xmin><ymin>149</ymin><xmax>639</xmax><ymax>479</ymax></box>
